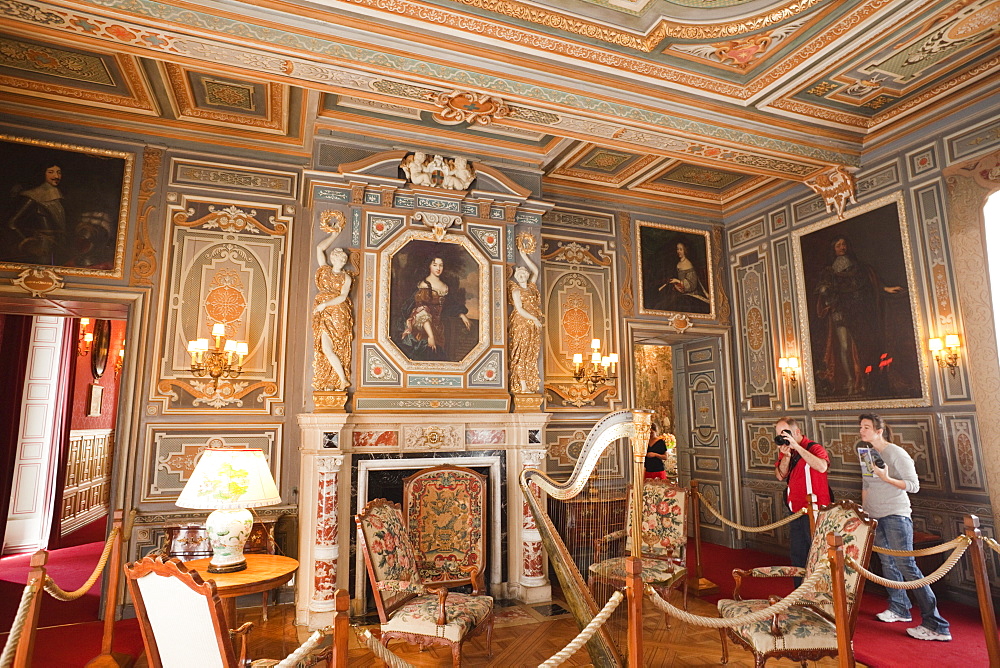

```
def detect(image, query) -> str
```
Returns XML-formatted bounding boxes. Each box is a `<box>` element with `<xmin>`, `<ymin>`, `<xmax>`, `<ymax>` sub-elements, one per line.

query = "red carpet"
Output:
<box><xmin>59</xmin><ymin>514</ymin><xmax>110</xmax><ymax>549</ymax></box>
<box><xmin>27</xmin><ymin>619</ymin><xmax>144</xmax><ymax>667</ymax></box>
<box><xmin>0</xmin><ymin>541</ymin><xmax>104</xmax><ymax>630</ymax></box>
<box><xmin>694</xmin><ymin>540</ymin><xmax>994</xmax><ymax>667</ymax></box>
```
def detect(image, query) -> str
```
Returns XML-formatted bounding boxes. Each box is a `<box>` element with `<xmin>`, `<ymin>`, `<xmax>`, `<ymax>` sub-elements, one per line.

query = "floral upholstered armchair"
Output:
<box><xmin>355</xmin><ymin>498</ymin><xmax>493</xmax><ymax>667</ymax></box>
<box><xmin>588</xmin><ymin>479</ymin><xmax>689</xmax><ymax>617</ymax></box>
<box><xmin>402</xmin><ymin>465</ymin><xmax>487</xmax><ymax>587</ymax></box>
<box><xmin>716</xmin><ymin>500</ymin><xmax>876</xmax><ymax>668</ymax></box>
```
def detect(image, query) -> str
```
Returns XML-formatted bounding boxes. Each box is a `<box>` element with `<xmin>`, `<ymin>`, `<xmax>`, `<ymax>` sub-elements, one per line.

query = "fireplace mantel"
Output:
<box><xmin>296</xmin><ymin>411</ymin><xmax>550</xmax><ymax>628</ymax></box>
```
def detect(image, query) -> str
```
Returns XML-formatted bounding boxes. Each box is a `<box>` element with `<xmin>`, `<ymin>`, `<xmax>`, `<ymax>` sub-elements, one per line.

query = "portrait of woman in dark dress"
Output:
<box><xmin>392</xmin><ymin>241</ymin><xmax>478</xmax><ymax>363</ymax></box>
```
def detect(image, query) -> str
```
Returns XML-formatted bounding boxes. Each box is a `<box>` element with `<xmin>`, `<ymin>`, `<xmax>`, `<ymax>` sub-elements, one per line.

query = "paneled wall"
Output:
<box><xmin>725</xmin><ymin>103</ymin><xmax>1000</xmax><ymax>602</ymax></box>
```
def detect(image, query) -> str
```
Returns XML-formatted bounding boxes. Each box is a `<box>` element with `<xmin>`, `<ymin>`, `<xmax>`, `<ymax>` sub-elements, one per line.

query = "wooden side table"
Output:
<box><xmin>185</xmin><ymin>553</ymin><xmax>298</xmax><ymax>628</ymax></box>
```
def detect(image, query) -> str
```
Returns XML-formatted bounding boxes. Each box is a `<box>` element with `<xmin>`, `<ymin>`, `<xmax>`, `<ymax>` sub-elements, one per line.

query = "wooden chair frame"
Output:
<box><xmin>719</xmin><ymin>500</ymin><xmax>876</xmax><ymax>668</ymax></box>
<box><xmin>588</xmin><ymin>479</ymin><xmax>690</xmax><ymax>617</ymax></box>
<box><xmin>356</xmin><ymin>498</ymin><xmax>493</xmax><ymax>667</ymax></box>
<box><xmin>124</xmin><ymin>556</ymin><xmax>249</xmax><ymax>668</ymax></box>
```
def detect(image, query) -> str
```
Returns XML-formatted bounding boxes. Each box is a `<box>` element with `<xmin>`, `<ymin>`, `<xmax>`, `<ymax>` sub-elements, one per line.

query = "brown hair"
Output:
<box><xmin>776</xmin><ymin>416</ymin><xmax>799</xmax><ymax>431</ymax></box>
<box><xmin>859</xmin><ymin>413</ymin><xmax>892</xmax><ymax>439</ymax></box>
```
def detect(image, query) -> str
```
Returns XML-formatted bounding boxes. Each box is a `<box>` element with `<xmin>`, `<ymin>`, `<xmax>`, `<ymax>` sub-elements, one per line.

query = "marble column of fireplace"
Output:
<box><xmin>296</xmin><ymin>411</ymin><xmax>550</xmax><ymax>628</ymax></box>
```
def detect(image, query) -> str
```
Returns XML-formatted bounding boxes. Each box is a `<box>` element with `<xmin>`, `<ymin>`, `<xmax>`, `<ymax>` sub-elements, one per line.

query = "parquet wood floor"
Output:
<box><xmin>243</xmin><ymin>594</ymin><xmax>867</xmax><ymax>667</ymax></box>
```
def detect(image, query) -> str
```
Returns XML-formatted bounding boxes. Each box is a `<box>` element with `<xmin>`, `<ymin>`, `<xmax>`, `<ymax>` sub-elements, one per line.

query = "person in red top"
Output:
<box><xmin>774</xmin><ymin>417</ymin><xmax>831</xmax><ymax>585</ymax></box>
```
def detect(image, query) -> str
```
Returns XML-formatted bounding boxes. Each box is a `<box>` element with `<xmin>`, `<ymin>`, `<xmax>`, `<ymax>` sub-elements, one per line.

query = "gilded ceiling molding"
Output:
<box><xmin>342</xmin><ymin>0</ymin><xmax>824</xmax><ymax>49</ymax></box>
<box><xmin>804</xmin><ymin>165</ymin><xmax>856</xmax><ymax>219</ymax></box>
<box><xmin>432</xmin><ymin>90</ymin><xmax>510</xmax><ymax>126</ymax></box>
<box><xmin>130</xmin><ymin>146</ymin><xmax>162</xmax><ymax>287</ymax></box>
<box><xmin>4</xmin><ymin>0</ymin><xmax>855</xmax><ymax>168</ymax></box>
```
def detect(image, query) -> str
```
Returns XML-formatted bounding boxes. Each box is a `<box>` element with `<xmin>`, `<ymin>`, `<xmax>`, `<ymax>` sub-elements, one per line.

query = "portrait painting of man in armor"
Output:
<box><xmin>795</xmin><ymin>198</ymin><xmax>925</xmax><ymax>408</ymax></box>
<box><xmin>389</xmin><ymin>239</ymin><xmax>481</xmax><ymax>364</ymax></box>
<box><xmin>0</xmin><ymin>137</ymin><xmax>130</xmax><ymax>277</ymax></box>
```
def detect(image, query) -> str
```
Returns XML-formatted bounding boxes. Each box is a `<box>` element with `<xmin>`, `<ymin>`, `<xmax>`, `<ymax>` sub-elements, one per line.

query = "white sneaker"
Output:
<box><xmin>907</xmin><ymin>626</ymin><xmax>952</xmax><ymax>642</ymax></box>
<box><xmin>875</xmin><ymin>609</ymin><xmax>912</xmax><ymax>623</ymax></box>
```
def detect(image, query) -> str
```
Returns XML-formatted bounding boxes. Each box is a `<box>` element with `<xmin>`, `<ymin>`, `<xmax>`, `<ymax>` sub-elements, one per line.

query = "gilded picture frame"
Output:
<box><xmin>792</xmin><ymin>193</ymin><xmax>929</xmax><ymax>410</ymax></box>
<box><xmin>379</xmin><ymin>230</ymin><xmax>490</xmax><ymax>372</ymax></box>
<box><xmin>0</xmin><ymin>135</ymin><xmax>133</xmax><ymax>278</ymax></box>
<box><xmin>637</xmin><ymin>221</ymin><xmax>715</xmax><ymax>319</ymax></box>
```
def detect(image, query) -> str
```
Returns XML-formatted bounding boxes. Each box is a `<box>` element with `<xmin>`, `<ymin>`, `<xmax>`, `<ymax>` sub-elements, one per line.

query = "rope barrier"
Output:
<box><xmin>0</xmin><ymin>579</ymin><xmax>38</xmax><ymax>668</ymax></box>
<box><xmin>274</xmin><ymin>629</ymin><xmax>326</xmax><ymax>668</ymax></box>
<box><xmin>356</xmin><ymin>629</ymin><xmax>416</xmax><ymax>668</ymax></box>
<box><xmin>697</xmin><ymin>491</ymin><xmax>806</xmax><ymax>532</ymax></box>
<box><xmin>847</xmin><ymin>536</ymin><xmax>970</xmax><ymax>590</ymax></box>
<box><xmin>872</xmin><ymin>535</ymin><xmax>966</xmax><ymax>557</ymax></box>
<box><xmin>538</xmin><ymin>590</ymin><xmax>624</xmax><ymax>668</ymax></box>
<box><xmin>645</xmin><ymin>560</ymin><xmax>830</xmax><ymax>628</ymax></box>
<box><xmin>983</xmin><ymin>536</ymin><xmax>1000</xmax><ymax>557</ymax></box>
<box><xmin>43</xmin><ymin>526</ymin><xmax>119</xmax><ymax>601</ymax></box>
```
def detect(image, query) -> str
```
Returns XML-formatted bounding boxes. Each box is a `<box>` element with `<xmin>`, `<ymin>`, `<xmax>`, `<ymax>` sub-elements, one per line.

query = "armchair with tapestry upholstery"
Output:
<box><xmin>716</xmin><ymin>500</ymin><xmax>876</xmax><ymax>668</ymax></box>
<box><xmin>403</xmin><ymin>464</ymin><xmax>487</xmax><ymax>586</ymax></box>
<box><xmin>588</xmin><ymin>479</ymin><xmax>689</xmax><ymax>618</ymax></box>
<box><xmin>124</xmin><ymin>555</ymin><xmax>328</xmax><ymax>668</ymax></box>
<box><xmin>355</xmin><ymin>498</ymin><xmax>493</xmax><ymax>667</ymax></box>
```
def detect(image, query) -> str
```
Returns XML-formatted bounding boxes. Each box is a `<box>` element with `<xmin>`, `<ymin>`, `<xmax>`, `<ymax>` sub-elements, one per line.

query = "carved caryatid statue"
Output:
<box><xmin>508</xmin><ymin>233</ymin><xmax>543</xmax><ymax>394</ymax></box>
<box><xmin>312</xmin><ymin>233</ymin><xmax>353</xmax><ymax>391</ymax></box>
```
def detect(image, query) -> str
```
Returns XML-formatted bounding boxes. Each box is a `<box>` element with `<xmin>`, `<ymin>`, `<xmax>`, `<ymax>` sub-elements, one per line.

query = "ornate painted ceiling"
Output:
<box><xmin>0</xmin><ymin>0</ymin><xmax>996</xmax><ymax>208</ymax></box>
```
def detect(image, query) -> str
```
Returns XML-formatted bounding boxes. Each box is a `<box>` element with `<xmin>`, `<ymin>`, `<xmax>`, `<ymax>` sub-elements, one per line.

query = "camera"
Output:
<box><xmin>774</xmin><ymin>429</ymin><xmax>792</xmax><ymax>446</ymax></box>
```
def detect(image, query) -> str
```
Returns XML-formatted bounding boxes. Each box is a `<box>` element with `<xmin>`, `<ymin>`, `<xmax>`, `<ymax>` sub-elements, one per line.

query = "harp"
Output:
<box><xmin>520</xmin><ymin>410</ymin><xmax>652</xmax><ymax>668</ymax></box>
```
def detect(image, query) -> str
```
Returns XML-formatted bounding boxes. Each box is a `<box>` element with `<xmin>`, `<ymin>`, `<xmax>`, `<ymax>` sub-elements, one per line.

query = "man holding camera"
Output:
<box><xmin>774</xmin><ymin>417</ymin><xmax>831</xmax><ymax>583</ymax></box>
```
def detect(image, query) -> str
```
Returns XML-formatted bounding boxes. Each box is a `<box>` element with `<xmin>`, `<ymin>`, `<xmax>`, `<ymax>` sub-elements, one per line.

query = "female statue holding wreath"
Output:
<box><xmin>312</xmin><ymin>212</ymin><xmax>353</xmax><ymax>391</ymax></box>
<box><xmin>508</xmin><ymin>233</ymin><xmax>543</xmax><ymax>394</ymax></box>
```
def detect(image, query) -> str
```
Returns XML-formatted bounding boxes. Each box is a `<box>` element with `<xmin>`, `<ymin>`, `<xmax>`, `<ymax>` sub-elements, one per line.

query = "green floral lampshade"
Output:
<box><xmin>176</xmin><ymin>448</ymin><xmax>280</xmax><ymax>510</ymax></box>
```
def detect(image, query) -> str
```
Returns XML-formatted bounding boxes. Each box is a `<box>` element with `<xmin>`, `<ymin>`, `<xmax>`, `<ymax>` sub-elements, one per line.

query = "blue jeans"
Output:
<box><xmin>789</xmin><ymin>514</ymin><xmax>811</xmax><ymax>587</ymax></box>
<box><xmin>875</xmin><ymin>515</ymin><xmax>950</xmax><ymax>634</ymax></box>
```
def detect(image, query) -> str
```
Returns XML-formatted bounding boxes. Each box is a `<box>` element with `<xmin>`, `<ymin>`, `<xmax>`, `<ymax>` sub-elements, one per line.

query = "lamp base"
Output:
<box><xmin>205</xmin><ymin>507</ymin><xmax>253</xmax><ymax>574</ymax></box>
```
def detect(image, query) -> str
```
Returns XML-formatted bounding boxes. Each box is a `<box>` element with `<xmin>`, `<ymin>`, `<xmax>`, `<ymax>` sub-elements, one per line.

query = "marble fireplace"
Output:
<box><xmin>296</xmin><ymin>411</ymin><xmax>550</xmax><ymax>628</ymax></box>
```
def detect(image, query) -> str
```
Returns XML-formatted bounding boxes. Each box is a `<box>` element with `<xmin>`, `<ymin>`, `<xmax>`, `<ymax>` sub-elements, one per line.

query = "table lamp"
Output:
<box><xmin>176</xmin><ymin>448</ymin><xmax>281</xmax><ymax>573</ymax></box>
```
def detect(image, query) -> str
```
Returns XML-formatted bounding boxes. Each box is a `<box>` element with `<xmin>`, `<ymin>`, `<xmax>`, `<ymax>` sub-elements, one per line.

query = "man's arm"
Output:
<box><xmin>775</xmin><ymin>446</ymin><xmax>791</xmax><ymax>481</ymax></box>
<box><xmin>793</xmin><ymin>442</ymin><xmax>829</xmax><ymax>473</ymax></box>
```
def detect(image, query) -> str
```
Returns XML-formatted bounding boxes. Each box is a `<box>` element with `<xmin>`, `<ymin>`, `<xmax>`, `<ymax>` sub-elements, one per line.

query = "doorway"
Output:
<box><xmin>0</xmin><ymin>301</ymin><xmax>129</xmax><ymax>555</ymax></box>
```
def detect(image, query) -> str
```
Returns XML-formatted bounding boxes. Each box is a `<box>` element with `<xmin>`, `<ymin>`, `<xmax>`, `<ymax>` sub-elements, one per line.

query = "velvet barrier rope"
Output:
<box><xmin>847</xmin><ymin>535</ymin><xmax>971</xmax><ymax>590</ymax></box>
<box><xmin>645</xmin><ymin>560</ymin><xmax>830</xmax><ymax>628</ymax></box>
<box><xmin>696</xmin><ymin>491</ymin><xmax>806</xmax><ymax>532</ymax></box>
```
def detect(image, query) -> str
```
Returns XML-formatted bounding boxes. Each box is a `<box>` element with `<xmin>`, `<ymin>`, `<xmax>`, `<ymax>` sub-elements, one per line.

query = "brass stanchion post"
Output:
<box><xmin>964</xmin><ymin>515</ymin><xmax>1000</xmax><ymax>666</ymax></box>
<box><xmin>689</xmin><ymin>480</ymin><xmax>719</xmax><ymax>596</ymax></box>
<box><xmin>827</xmin><ymin>532</ymin><xmax>854</xmax><ymax>668</ymax></box>
<box><xmin>12</xmin><ymin>550</ymin><xmax>47</xmax><ymax>668</ymax></box>
<box><xmin>85</xmin><ymin>511</ymin><xmax>133</xmax><ymax>668</ymax></box>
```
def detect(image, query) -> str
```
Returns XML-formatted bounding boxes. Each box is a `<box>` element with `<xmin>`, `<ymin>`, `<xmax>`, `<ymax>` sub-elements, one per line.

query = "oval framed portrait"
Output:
<box><xmin>91</xmin><ymin>319</ymin><xmax>111</xmax><ymax>379</ymax></box>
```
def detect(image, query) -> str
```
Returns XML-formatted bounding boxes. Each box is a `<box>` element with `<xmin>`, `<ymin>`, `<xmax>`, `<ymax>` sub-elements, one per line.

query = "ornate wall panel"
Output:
<box><xmin>941</xmin><ymin>413</ymin><xmax>987</xmax><ymax>494</ymax></box>
<box><xmin>540</xmin><ymin>235</ymin><xmax>618</xmax><ymax>410</ymax></box>
<box><xmin>772</xmin><ymin>238</ymin><xmax>803</xmax><ymax>408</ymax></box>
<box><xmin>541</xmin><ymin>207</ymin><xmax>614</xmax><ymax>234</ymax></box>
<box><xmin>945</xmin><ymin>116</ymin><xmax>1000</xmax><ymax>163</ymax></box>
<box><xmin>727</xmin><ymin>218</ymin><xmax>765</xmax><ymax>250</ymax></box>
<box><xmin>813</xmin><ymin>414</ymin><xmax>939</xmax><ymax>489</ymax></box>
<box><xmin>140</xmin><ymin>424</ymin><xmax>280</xmax><ymax>503</ymax></box>
<box><xmin>906</xmin><ymin>144</ymin><xmax>940</xmax><ymax>181</ymax></box>
<box><xmin>152</xmin><ymin>195</ymin><xmax>290</xmax><ymax>412</ymax></box>
<box><xmin>733</xmin><ymin>249</ymin><xmax>776</xmax><ymax>400</ymax></box>
<box><xmin>854</xmin><ymin>161</ymin><xmax>900</xmax><ymax>199</ymax></box>
<box><xmin>168</xmin><ymin>158</ymin><xmax>298</xmax><ymax>196</ymax></box>
<box><xmin>744</xmin><ymin>420</ymin><xmax>778</xmax><ymax>472</ymax></box>
<box><xmin>912</xmin><ymin>181</ymin><xmax>970</xmax><ymax>401</ymax></box>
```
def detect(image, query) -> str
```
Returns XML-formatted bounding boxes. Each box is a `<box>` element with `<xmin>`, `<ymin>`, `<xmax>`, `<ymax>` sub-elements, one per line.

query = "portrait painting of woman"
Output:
<box><xmin>638</xmin><ymin>223</ymin><xmax>713</xmax><ymax>317</ymax></box>
<box><xmin>390</xmin><ymin>240</ymin><xmax>480</xmax><ymax>363</ymax></box>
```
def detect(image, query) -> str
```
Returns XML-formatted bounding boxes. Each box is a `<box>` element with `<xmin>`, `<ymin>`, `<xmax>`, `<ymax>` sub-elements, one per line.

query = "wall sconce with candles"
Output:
<box><xmin>929</xmin><ymin>334</ymin><xmax>961</xmax><ymax>376</ymax></box>
<box><xmin>572</xmin><ymin>338</ymin><xmax>618</xmax><ymax>393</ymax></box>
<box><xmin>778</xmin><ymin>356</ymin><xmax>800</xmax><ymax>385</ymax></box>
<box><xmin>187</xmin><ymin>322</ymin><xmax>248</xmax><ymax>389</ymax></box>
<box><xmin>77</xmin><ymin>318</ymin><xmax>93</xmax><ymax>356</ymax></box>
<box><xmin>114</xmin><ymin>342</ymin><xmax>125</xmax><ymax>380</ymax></box>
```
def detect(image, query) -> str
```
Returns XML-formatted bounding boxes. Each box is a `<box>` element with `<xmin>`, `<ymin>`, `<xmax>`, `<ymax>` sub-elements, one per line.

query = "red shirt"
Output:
<box><xmin>775</xmin><ymin>437</ymin><xmax>831</xmax><ymax>512</ymax></box>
